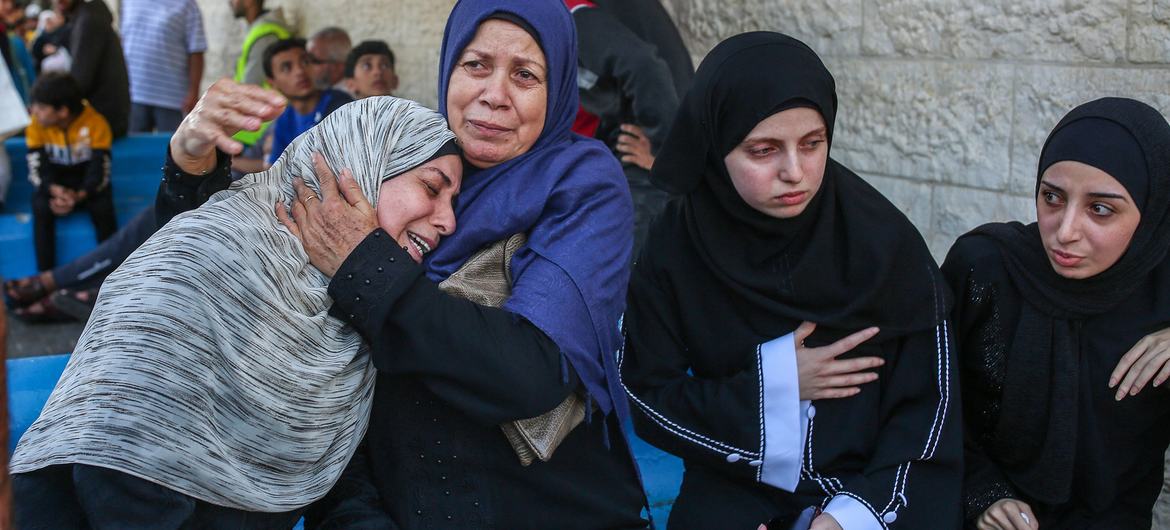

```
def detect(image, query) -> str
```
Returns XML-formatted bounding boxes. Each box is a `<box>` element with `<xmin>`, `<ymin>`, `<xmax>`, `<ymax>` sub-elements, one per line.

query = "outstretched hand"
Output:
<box><xmin>170</xmin><ymin>79</ymin><xmax>286</xmax><ymax>175</ymax></box>
<box><xmin>794</xmin><ymin>322</ymin><xmax>882</xmax><ymax>401</ymax></box>
<box><xmin>276</xmin><ymin>153</ymin><xmax>378</xmax><ymax>277</ymax></box>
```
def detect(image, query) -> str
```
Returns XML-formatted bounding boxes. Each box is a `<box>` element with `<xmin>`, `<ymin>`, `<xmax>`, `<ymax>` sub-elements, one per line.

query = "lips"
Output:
<box><xmin>467</xmin><ymin>119</ymin><xmax>512</xmax><ymax>137</ymax></box>
<box><xmin>1050</xmin><ymin>248</ymin><xmax>1084</xmax><ymax>268</ymax></box>
<box><xmin>775</xmin><ymin>191</ymin><xmax>807</xmax><ymax>206</ymax></box>
<box><xmin>404</xmin><ymin>231</ymin><xmax>436</xmax><ymax>263</ymax></box>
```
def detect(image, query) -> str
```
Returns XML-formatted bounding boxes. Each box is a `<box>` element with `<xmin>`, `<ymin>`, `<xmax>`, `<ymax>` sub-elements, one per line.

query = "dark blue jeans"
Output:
<box><xmin>13</xmin><ymin>464</ymin><xmax>304</xmax><ymax>529</ymax></box>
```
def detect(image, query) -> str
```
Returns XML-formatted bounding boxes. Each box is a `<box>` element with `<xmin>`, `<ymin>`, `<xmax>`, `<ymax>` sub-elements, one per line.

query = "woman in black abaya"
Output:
<box><xmin>621</xmin><ymin>32</ymin><xmax>962</xmax><ymax>529</ymax></box>
<box><xmin>945</xmin><ymin>97</ymin><xmax>1170</xmax><ymax>530</ymax></box>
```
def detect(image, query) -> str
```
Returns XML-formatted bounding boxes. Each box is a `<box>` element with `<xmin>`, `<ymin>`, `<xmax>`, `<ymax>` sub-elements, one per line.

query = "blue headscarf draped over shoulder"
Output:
<box><xmin>426</xmin><ymin>0</ymin><xmax>635</xmax><ymax>421</ymax></box>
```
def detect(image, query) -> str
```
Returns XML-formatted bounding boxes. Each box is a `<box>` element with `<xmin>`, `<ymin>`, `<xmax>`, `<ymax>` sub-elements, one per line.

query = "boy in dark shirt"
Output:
<box><xmin>263</xmin><ymin>38</ymin><xmax>352</xmax><ymax>165</ymax></box>
<box><xmin>26</xmin><ymin>72</ymin><xmax>117</xmax><ymax>271</ymax></box>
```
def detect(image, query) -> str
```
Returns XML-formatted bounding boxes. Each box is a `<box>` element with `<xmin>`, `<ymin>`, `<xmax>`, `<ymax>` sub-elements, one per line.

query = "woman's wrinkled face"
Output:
<box><xmin>446</xmin><ymin>19</ymin><xmax>547</xmax><ymax>169</ymax></box>
<box><xmin>723</xmin><ymin>107</ymin><xmax>829</xmax><ymax>219</ymax></box>
<box><xmin>1037</xmin><ymin>160</ymin><xmax>1142</xmax><ymax>279</ymax></box>
<box><xmin>376</xmin><ymin>154</ymin><xmax>463</xmax><ymax>263</ymax></box>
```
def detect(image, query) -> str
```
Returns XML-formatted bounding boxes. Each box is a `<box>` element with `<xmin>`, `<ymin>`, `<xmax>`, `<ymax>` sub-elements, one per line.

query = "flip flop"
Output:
<box><xmin>50</xmin><ymin>288</ymin><xmax>98</xmax><ymax>322</ymax></box>
<box><xmin>4</xmin><ymin>275</ymin><xmax>49</xmax><ymax>308</ymax></box>
<box><xmin>13</xmin><ymin>294</ymin><xmax>76</xmax><ymax>323</ymax></box>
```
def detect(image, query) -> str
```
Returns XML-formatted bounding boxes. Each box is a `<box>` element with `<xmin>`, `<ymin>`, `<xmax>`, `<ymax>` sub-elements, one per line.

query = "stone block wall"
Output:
<box><xmin>191</xmin><ymin>0</ymin><xmax>456</xmax><ymax>110</ymax></box>
<box><xmin>662</xmin><ymin>0</ymin><xmax>1170</xmax><ymax>259</ymax></box>
<box><xmin>185</xmin><ymin>0</ymin><xmax>1170</xmax><ymax>259</ymax></box>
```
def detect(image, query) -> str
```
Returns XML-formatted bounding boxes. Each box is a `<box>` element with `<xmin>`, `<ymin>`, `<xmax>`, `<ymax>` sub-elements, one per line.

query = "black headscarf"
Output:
<box><xmin>648</xmin><ymin>32</ymin><xmax>945</xmax><ymax>343</ymax></box>
<box><xmin>965</xmin><ymin>97</ymin><xmax>1170</xmax><ymax>504</ymax></box>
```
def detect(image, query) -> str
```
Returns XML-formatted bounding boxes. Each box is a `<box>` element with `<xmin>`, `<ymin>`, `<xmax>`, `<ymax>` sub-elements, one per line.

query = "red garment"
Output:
<box><xmin>564</xmin><ymin>0</ymin><xmax>601</xmax><ymax>137</ymax></box>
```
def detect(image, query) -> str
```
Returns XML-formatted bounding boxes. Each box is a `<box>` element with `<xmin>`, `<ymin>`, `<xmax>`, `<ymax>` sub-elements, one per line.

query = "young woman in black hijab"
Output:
<box><xmin>945</xmin><ymin>97</ymin><xmax>1170</xmax><ymax>530</ymax></box>
<box><xmin>621</xmin><ymin>32</ymin><xmax>962</xmax><ymax>529</ymax></box>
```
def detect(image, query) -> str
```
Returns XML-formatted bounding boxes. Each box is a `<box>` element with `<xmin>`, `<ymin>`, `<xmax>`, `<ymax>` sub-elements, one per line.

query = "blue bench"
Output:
<box><xmin>6</xmin><ymin>354</ymin><xmax>683</xmax><ymax>522</ymax></box>
<box><xmin>1</xmin><ymin>135</ymin><xmax>170</xmax><ymax>280</ymax></box>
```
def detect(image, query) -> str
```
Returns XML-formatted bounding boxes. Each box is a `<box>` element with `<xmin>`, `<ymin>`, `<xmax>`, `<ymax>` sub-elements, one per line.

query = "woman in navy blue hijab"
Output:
<box><xmin>290</xmin><ymin>0</ymin><xmax>647</xmax><ymax>527</ymax></box>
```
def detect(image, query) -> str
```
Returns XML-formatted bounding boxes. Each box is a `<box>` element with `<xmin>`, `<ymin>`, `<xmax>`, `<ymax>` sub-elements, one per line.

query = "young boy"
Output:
<box><xmin>344</xmin><ymin>40</ymin><xmax>397</xmax><ymax>99</ymax></box>
<box><xmin>263</xmin><ymin>38</ymin><xmax>352</xmax><ymax>165</ymax></box>
<box><xmin>26</xmin><ymin>72</ymin><xmax>117</xmax><ymax>271</ymax></box>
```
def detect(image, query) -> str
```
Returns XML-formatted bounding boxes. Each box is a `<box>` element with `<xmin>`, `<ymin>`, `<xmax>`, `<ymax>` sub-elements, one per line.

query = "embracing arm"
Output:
<box><xmin>327</xmin><ymin>232</ymin><xmax>577</xmax><ymax>425</ymax></box>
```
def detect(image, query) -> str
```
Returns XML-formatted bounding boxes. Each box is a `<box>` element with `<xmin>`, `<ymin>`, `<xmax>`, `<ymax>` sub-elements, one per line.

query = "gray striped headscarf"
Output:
<box><xmin>11</xmin><ymin>96</ymin><xmax>457</xmax><ymax>511</ymax></box>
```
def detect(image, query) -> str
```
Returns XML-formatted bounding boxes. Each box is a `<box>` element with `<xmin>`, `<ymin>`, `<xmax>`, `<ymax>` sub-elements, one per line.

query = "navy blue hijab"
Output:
<box><xmin>425</xmin><ymin>0</ymin><xmax>635</xmax><ymax>420</ymax></box>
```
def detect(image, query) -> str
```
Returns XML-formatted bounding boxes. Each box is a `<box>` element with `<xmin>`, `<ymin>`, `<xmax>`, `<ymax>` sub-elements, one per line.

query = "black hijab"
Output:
<box><xmin>965</xmin><ymin>97</ymin><xmax>1170</xmax><ymax>504</ymax></box>
<box><xmin>647</xmin><ymin>32</ymin><xmax>945</xmax><ymax>343</ymax></box>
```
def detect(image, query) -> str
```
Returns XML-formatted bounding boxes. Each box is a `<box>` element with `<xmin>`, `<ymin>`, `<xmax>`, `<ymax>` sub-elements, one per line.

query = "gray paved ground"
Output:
<box><xmin>5</xmin><ymin>317</ymin><xmax>84</xmax><ymax>358</ymax></box>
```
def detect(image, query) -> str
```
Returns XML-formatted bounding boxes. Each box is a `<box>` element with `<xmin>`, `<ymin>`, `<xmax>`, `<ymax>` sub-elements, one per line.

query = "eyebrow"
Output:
<box><xmin>1039</xmin><ymin>179</ymin><xmax>1130</xmax><ymax>201</ymax></box>
<box><xmin>424</xmin><ymin>167</ymin><xmax>455</xmax><ymax>190</ymax></box>
<box><xmin>462</xmin><ymin>48</ymin><xmax>547</xmax><ymax>72</ymax></box>
<box><xmin>742</xmin><ymin>127</ymin><xmax>827</xmax><ymax>145</ymax></box>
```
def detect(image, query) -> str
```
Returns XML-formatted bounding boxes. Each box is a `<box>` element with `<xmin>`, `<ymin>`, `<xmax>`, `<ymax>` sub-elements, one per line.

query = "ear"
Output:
<box><xmin>388</xmin><ymin>71</ymin><xmax>399</xmax><ymax>93</ymax></box>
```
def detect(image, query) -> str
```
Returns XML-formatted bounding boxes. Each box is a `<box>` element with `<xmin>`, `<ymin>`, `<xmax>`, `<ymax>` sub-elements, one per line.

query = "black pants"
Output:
<box><xmin>32</xmin><ymin>184</ymin><xmax>118</xmax><ymax>271</ymax></box>
<box><xmin>52</xmin><ymin>205</ymin><xmax>158</xmax><ymax>289</ymax></box>
<box><xmin>13</xmin><ymin>464</ymin><xmax>304</xmax><ymax>530</ymax></box>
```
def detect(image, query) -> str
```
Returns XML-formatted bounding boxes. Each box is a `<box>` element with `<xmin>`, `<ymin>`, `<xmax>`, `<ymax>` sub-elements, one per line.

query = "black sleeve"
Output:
<box><xmin>155</xmin><ymin>147</ymin><xmax>233</xmax><ymax>226</ymax></box>
<box><xmin>620</xmin><ymin>262</ymin><xmax>768</xmax><ymax>483</ymax></box>
<box><xmin>67</xmin><ymin>13</ymin><xmax>104</xmax><ymax>93</ymax></box>
<box><xmin>328</xmin><ymin>230</ymin><xmax>579</xmax><ymax>426</ymax></box>
<box><xmin>26</xmin><ymin>147</ymin><xmax>48</xmax><ymax>189</ymax></box>
<box><xmin>82</xmin><ymin>149</ymin><xmax>111</xmax><ymax>194</ymax></box>
<box><xmin>574</xmin><ymin>7</ymin><xmax>680</xmax><ymax>151</ymax></box>
<box><xmin>941</xmin><ymin>238</ymin><xmax>1020</xmax><ymax>525</ymax></box>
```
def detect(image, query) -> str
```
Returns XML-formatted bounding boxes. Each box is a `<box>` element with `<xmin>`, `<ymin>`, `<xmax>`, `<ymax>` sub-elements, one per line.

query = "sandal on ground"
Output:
<box><xmin>13</xmin><ymin>295</ymin><xmax>76</xmax><ymax>323</ymax></box>
<box><xmin>50</xmin><ymin>288</ymin><xmax>98</xmax><ymax>322</ymax></box>
<box><xmin>4</xmin><ymin>275</ymin><xmax>50</xmax><ymax>308</ymax></box>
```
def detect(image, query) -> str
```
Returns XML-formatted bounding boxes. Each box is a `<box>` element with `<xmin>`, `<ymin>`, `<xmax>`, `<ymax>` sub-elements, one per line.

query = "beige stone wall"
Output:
<box><xmin>192</xmin><ymin>0</ymin><xmax>456</xmax><ymax>109</ymax></box>
<box><xmin>661</xmin><ymin>0</ymin><xmax>1170</xmax><ymax>258</ymax></box>
<box><xmin>190</xmin><ymin>0</ymin><xmax>1170</xmax><ymax>258</ymax></box>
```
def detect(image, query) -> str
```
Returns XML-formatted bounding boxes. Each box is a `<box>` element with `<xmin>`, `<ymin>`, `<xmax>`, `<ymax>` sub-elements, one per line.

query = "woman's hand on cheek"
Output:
<box><xmin>276</xmin><ymin>152</ymin><xmax>378</xmax><ymax>277</ymax></box>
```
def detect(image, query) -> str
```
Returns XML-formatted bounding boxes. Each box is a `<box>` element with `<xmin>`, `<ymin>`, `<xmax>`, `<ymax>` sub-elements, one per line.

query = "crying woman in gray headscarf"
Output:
<box><xmin>10</xmin><ymin>95</ymin><xmax>462</xmax><ymax>527</ymax></box>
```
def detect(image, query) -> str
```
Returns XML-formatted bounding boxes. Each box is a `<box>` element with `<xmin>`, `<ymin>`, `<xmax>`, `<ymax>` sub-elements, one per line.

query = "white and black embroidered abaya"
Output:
<box><xmin>620</xmin><ymin>32</ymin><xmax>962</xmax><ymax>529</ymax></box>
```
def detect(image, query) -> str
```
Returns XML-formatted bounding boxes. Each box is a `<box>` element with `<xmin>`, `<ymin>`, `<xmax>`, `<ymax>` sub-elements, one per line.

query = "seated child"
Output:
<box><xmin>26</xmin><ymin>72</ymin><xmax>116</xmax><ymax>271</ymax></box>
<box><xmin>344</xmin><ymin>40</ymin><xmax>398</xmax><ymax>99</ymax></box>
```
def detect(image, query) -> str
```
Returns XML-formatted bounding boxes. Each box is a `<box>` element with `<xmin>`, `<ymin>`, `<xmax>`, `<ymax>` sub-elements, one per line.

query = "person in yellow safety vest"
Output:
<box><xmin>230</xmin><ymin>0</ymin><xmax>289</xmax><ymax>147</ymax></box>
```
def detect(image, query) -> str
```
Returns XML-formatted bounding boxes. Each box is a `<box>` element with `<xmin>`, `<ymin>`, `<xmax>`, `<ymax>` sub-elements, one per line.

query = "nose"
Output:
<box><xmin>433</xmin><ymin>200</ymin><xmax>457</xmax><ymax>236</ymax></box>
<box><xmin>777</xmin><ymin>148</ymin><xmax>803</xmax><ymax>183</ymax></box>
<box><xmin>1055</xmin><ymin>208</ymin><xmax>1082</xmax><ymax>244</ymax></box>
<box><xmin>478</xmin><ymin>72</ymin><xmax>510</xmax><ymax>110</ymax></box>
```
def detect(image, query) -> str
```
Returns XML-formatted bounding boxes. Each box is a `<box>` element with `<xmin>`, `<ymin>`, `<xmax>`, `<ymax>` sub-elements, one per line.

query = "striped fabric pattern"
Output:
<box><xmin>11</xmin><ymin>97</ymin><xmax>457</xmax><ymax>511</ymax></box>
<box><xmin>120</xmin><ymin>0</ymin><xmax>207</xmax><ymax>110</ymax></box>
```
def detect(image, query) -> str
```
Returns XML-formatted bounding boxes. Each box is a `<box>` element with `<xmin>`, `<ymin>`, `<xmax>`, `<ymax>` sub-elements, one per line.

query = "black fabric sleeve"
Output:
<box><xmin>941</xmin><ymin>238</ymin><xmax>1019</xmax><ymax>526</ymax></box>
<box><xmin>82</xmin><ymin>149</ymin><xmax>111</xmax><ymax>194</ymax></box>
<box><xmin>67</xmin><ymin>12</ymin><xmax>105</xmax><ymax>93</ymax></box>
<box><xmin>154</xmin><ymin>147</ymin><xmax>233</xmax><ymax>226</ymax></box>
<box><xmin>573</xmin><ymin>7</ymin><xmax>680</xmax><ymax>151</ymax></box>
<box><xmin>26</xmin><ymin>147</ymin><xmax>47</xmax><ymax>189</ymax></box>
<box><xmin>328</xmin><ymin>230</ymin><xmax>579</xmax><ymax>426</ymax></box>
<box><xmin>620</xmin><ymin>263</ymin><xmax>767</xmax><ymax>482</ymax></box>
